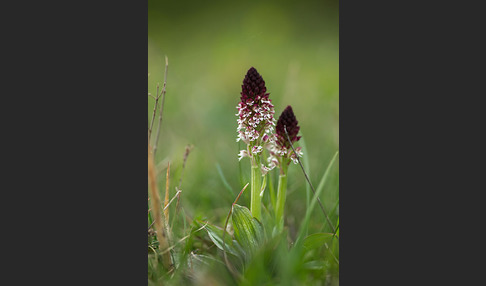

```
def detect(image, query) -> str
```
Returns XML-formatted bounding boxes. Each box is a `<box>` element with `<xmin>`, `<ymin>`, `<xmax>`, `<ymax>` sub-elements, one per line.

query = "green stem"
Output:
<box><xmin>275</xmin><ymin>162</ymin><xmax>288</xmax><ymax>231</ymax></box>
<box><xmin>250</xmin><ymin>164</ymin><xmax>262</xmax><ymax>220</ymax></box>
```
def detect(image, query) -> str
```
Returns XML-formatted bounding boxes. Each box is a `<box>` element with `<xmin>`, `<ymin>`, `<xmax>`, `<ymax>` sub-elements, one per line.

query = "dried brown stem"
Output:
<box><xmin>148</xmin><ymin>144</ymin><xmax>174</xmax><ymax>272</ymax></box>
<box><xmin>148</xmin><ymin>83</ymin><xmax>160</xmax><ymax>142</ymax></box>
<box><xmin>164</xmin><ymin>161</ymin><xmax>170</xmax><ymax>223</ymax></box>
<box><xmin>148</xmin><ymin>189</ymin><xmax>182</xmax><ymax>231</ymax></box>
<box><xmin>152</xmin><ymin>56</ymin><xmax>169</xmax><ymax>158</ymax></box>
<box><xmin>175</xmin><ymin>144</ymin><xmax>193</xmax><ymax>214</ymax></box>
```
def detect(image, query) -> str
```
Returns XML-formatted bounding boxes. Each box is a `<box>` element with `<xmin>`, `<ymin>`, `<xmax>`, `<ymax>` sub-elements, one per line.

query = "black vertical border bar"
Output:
<box><xmin>1</xmin><ymin>0</ymin><xmax>148</xmax><ymax>283</ymax></box>
<box><xmin>340</xmin><ymin>0</ymin><xmax>486</xmax><ymax>284</ymax></box>
<box><xmin>42</xmin><ymin>0</ymin><xmax>149</xmax><ymax>284</ymax></box>
<box><xmin>340</xmin><ymin>0</ymin><xmax>419</xmax><ymax>284</ymax></box>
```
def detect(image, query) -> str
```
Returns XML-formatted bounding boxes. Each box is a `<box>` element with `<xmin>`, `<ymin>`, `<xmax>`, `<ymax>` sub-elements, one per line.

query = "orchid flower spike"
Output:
<box><xmin>236</xmin><ymin>67</ymin><xmax>276</xmax><ymax>161</ymax></box>
<box><xmin>267</xmin><ymin>105</ymin><xmax>303</xmax><ymax>169</ymax></box>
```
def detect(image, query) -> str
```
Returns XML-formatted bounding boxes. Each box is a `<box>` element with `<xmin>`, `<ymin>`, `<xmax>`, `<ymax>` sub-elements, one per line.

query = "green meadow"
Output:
<box><xmin>148</xmin><ymin>1</ymin><xmax>339</xmax><ymax>284</ymax></box>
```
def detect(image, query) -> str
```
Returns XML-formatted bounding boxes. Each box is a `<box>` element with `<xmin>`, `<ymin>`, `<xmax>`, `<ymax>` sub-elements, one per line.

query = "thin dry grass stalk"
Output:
<box><xmin>159</xmin><ymin>221</ymin><xmax>208</xmax><ymax>255</ymax></box>
<box><xmin>163</xmin><ymin>161</ymin><xmax>174</xmax><ymax>249</ymax></box>
<box><xmin>164</xmin><ymin>161</ymin><xmax>170</xmax><ymax>223</ymax></box>
<box><xmin>148</xmin><ymin>189</ymin><xmax>182</xmax><ymax>231</ymax></box>
<box><xmin>175</xmin><ymin>144</ymin><xmax>194</xmax><ymax>214</ymax></box>
<box><xmin>148</xmin><ymin>83</ymin><xmax>160</xmax><ymax>142</ymax></box>
<box><xmin>148</xmin><ymin>144</ymin><xmax>174</xmax><ymax>272</ymax></box>
<box><xmin>152</xmin><ymin>56</ymin><xmax>169</xmax><ymax>158</ymax></box>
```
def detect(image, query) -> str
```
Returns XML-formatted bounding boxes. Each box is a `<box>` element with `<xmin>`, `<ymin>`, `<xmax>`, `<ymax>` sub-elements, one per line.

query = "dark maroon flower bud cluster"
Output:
<box><xmin>275</xmin><ymin>106</ymin><xmax>301</xmax><ymax>149</ymax></box>
<box><xmin>267</xmin><ymin>105</ymin><xmax>303</xmax><ymax>168</ymax></box>
<box><xmin>240</xmin><ymin>67</ymin><xmax>269</xmax><ymax>102</ymax></box>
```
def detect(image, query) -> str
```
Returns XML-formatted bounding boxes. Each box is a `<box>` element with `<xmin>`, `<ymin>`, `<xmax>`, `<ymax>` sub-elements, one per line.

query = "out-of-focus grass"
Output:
<box><xmin>149</xmin><ymin>1</ymin><xmax>338</xmax><ymax>283</ymax></box>
<box><xmin>149</xmin><ymin>0</ymin><xmax>338</xmax><ymax>223</ymax></box>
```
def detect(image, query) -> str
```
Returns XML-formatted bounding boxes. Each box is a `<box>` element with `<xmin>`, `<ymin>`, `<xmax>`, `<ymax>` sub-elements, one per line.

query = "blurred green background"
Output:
<box><xmin>148</xmin><ymin>0</ymin><xmax>339</xmax><ymax>227</ymax></box>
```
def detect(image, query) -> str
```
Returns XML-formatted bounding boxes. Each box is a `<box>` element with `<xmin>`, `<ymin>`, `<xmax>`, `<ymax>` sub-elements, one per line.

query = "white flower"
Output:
<box><xmin>251</xmin><ymin>145</ymin><xmax>263</xmax><ymax>155</ymax></box>
<box><xmin>238</xmin><ymin>150</ymin><xmax>249</xmax><ymax>161</ymax></box>
<box><xmin>261</xmin><ymin>164</ymin><xmax>273</xmax><ymax>175</ymax></box>
<box><xmin>290</xmin><ymin>147</ymin><xmax>303</xmax><ymax>164</ymax></box>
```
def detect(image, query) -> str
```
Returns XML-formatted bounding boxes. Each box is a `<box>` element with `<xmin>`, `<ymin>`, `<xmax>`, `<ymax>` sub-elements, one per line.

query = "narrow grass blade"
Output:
<box><xmin>299</xmin><ymin>134</ymin><xmax>311</xmax><ymax>236</ymax></box>
<box><xmin>299</xmin><ymin>135</ymin><xmax>311</xmax><ymax>211</ymax></box>
<box><xmin>319</xmin><ymin>199</ymin><xmax>339</xmax><ymax>233</ymax></box>
<box><xmin>297</xmin><ymin>151</ymin><xmax>339</xmax><ymax>243</ymax></box>
<box><xmin>283</xmin><ymin>126</ymin><xmax>338</xmax><ymax>240</ymax></box>
<box><xmin>216</xmin><ymin>163</ymin><xmax>236</xmax><ymax>197</ymax></box>
<box><xmin>334</xmin><ymin>217</ymin><xmax>339</xmax><ymax>238</ymax></box>
<box><xmin>148</xmin><ymin>198</ymin><xmax>153</xmax><ymax>227</ymax></box>
<box><xmin>268</xmin><ymin>166</ymin><xmax>276</xmax><ymax>212</ymax></box>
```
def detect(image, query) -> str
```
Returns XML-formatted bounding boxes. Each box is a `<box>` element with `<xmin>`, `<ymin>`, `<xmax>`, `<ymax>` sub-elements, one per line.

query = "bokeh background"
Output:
<box><xmin>148</xmin><ymin>0</ymin><xmax>339</xmax><ymax>227</ymax></box>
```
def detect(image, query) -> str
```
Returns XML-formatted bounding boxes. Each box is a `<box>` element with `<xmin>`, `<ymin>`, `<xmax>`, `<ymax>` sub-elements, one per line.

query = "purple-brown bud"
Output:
<box><xmin>240</xmin><ymin>67</ymin><xmax>269</xmax><ymax>102</ymax></box>
<box><xmin>275</xmin><ymin>106</ymin><xmax>301</xmax><ymax>149</ymax></box>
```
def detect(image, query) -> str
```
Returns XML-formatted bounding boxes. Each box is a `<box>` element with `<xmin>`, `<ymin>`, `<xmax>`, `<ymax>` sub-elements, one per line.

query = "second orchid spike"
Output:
<box><xmin>276</xmin><ymin>105</ymin><xmax>301</xmax><ymax>149</ymax></box>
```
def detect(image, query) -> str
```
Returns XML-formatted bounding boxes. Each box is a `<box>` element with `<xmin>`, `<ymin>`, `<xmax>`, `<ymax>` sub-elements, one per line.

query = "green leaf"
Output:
<box><xmin>231</xmin><ymin>204</ymin><xmax>264</xmax><ymax>251</ymax></box>
<box><xmin>302</xmin><ymin>260</ymin><xmax>326</xmax><ymax>271</ymax></box>
<box><xmin>190</xmin><ymin>253</ymin><xmax>226</xmax><ymax>268</ymax></box>
<box><xmin>303</xmin><ymin>233</ymin><xmax>334</xmax><ymax>249</ymax></box>
<box><xmin>204</xmin><ymin>224</ymin><xmax>241</xmax><ymax>257</ymax></box>
<box><xmin>335</xmin><ymin>217</ymin><xmax>339</xmax><ymax>237</ymax></box>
